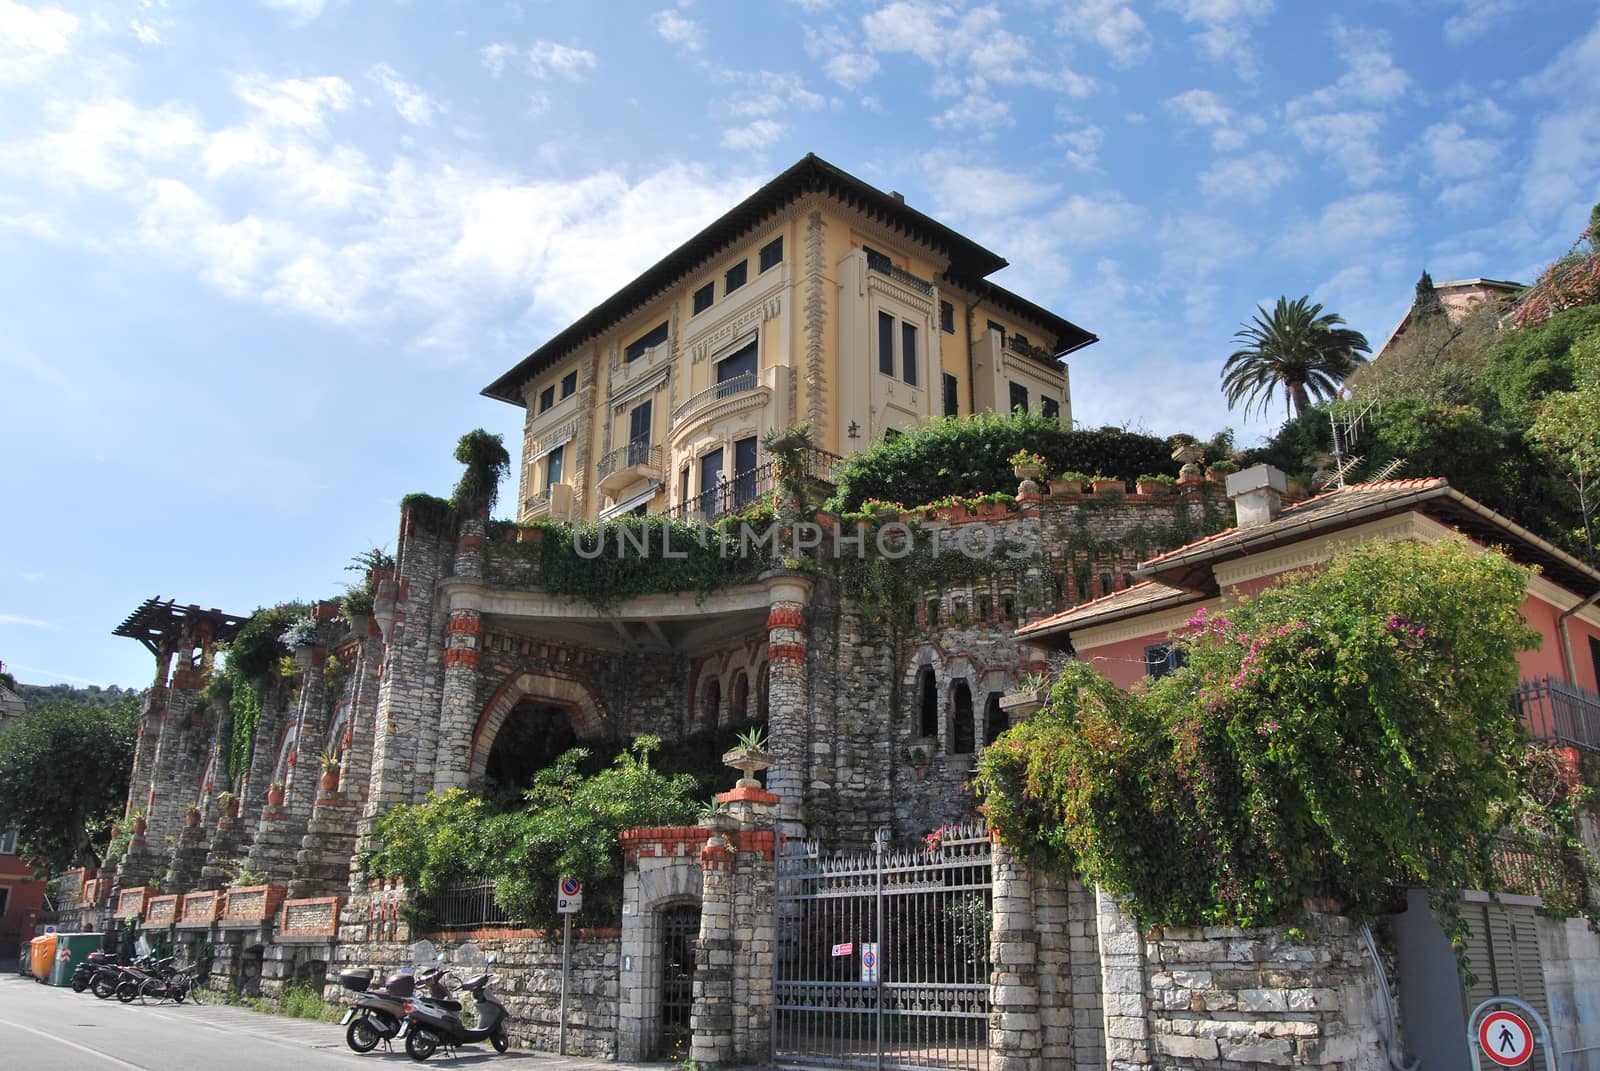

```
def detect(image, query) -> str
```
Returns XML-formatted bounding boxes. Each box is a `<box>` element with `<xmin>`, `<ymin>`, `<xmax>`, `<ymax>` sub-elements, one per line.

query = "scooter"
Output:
<box><xmin>403</xmin><ymin>967</ymin><xmax>511</xmax><ymax>1061</ymax></box>
<box><xmin>339</xmin><ymin>966</ymin><xmax>458</xmax><ymax>1052</ymax></box>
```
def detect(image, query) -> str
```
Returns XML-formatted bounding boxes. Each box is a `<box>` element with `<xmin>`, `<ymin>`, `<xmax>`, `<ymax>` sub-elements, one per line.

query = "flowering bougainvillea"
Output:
<box><xmin>977</xmin><ymin>538</ymin><xmax>1550</xmax><ymax>927</ymax></box>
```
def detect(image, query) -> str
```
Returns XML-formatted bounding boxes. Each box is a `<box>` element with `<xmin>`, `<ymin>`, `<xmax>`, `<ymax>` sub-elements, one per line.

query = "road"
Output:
<box><xmin>0</xmin><ymin>973</ymin><xmax>611</xmax><ymax>1071</ymax></box>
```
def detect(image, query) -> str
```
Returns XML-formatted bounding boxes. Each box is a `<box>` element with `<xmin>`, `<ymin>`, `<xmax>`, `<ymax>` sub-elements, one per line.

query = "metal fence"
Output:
<box><xmin>666</xmin><ymin>448</ymin><xmax>841</xmax><ymax>524</ymax></box>
<box><xmin>774</xmin><ymin>825</ymin><xmax>993</xmax><ymax>1071</ymax></box>
<box><xmin>1514</xmin><ymin>676</ymin><xmax>1600</xmax><ymax>752</ymax></box>
<box><xmin>415</xmin><ymin>880</ymin><xmax>516</xmax><ymax>930</ymax></box>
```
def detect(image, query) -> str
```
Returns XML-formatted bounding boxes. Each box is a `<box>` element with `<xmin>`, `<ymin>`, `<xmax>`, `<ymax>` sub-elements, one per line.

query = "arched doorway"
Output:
<box><xmin>950</xmin><ymin>681</ymin><xmax>975</xmax><ymax>755</ymax></box>
<box><xmin>482</xmin><ymin>698</ymin><xmax>580</xmax><ymax>797</ymax></box>
<box><xmin>659</xmin><ymin>905</ymin><xmax>700</xmax><ymax>1057</ymax></box>
<box><xmin>917</xmin><ymin>666</ymin><xmax>938</xmax><ymax>739</ymax></box>
<box><xmin>729</xmin><ymin>671</ymin><xmax>749</xmax><ymax>724</ymax></box>
<box><xmin>984</xmin><ymin>693</ymin><xmax>1008</xmax><ymax>745</ymax></box>
<box><xmin>468</xmin><ymin>671</ymin><xmax>609</xmax><ymax>784</ymax></box>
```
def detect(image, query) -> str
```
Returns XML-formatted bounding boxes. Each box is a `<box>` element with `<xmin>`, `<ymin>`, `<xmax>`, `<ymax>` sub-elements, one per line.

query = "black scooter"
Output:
<box><xmin>403</xmin><ymin>969</ymin><xmax>511</xmax><ymax>1060</ymax></box>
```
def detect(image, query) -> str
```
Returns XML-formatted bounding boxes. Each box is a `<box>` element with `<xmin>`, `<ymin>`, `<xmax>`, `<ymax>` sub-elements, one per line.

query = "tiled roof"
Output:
<box><xmin>1016</xmin><ymin>580</ymin><xmax>1197</xmax><ymax>646</ymax></box>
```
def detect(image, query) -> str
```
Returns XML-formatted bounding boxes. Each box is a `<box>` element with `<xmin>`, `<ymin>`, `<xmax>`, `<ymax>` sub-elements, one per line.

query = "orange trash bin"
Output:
<box><xmin>28</xmin><ymin>934</ymin><xmax>57</xmax><ymax>980</ymax></box>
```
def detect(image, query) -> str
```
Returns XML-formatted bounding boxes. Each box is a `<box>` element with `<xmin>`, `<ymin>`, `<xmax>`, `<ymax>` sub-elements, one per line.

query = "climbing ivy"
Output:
<box><xmin>226</xmin><ymin>677</ymin><xmax>262</xmax><ymax>786</ymax></box>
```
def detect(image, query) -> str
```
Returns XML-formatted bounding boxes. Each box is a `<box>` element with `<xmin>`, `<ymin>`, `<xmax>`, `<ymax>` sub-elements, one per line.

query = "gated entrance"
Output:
<box><xmin>660</xmin><ymin>905</ymin><xmax>699</xmax><ymax>1056</ymax></box>
<box><xmin>774</xmin><ymin>824</ymin><xmax>993</xmax><ymax>1070</ymax></box>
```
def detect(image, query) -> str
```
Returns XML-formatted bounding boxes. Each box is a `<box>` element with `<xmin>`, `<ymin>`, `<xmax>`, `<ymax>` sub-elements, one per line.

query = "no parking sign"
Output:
<box><xmin>860</xmin><ymin>942</ymin><xmax>879</xmax><ymax>984</ymax></box>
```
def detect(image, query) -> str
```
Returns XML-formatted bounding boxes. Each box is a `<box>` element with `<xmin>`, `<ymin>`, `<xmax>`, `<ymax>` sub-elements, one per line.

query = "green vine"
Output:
<box><xmin>226</xmin><ymin>678</ymin><xmax>261</xmax><ymax>787</ymax></box>
<box><xmin>451</xmin><ymin>429</ymin><xmax>511</xmax><ymax>516</ymax></box>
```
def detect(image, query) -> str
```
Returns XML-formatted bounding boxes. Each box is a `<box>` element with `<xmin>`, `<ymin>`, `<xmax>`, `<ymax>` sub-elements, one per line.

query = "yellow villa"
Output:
<box><xmin>482</xmin><ymin>153</ymin><xmax>1098</xmax><ymax>523</ymax></box>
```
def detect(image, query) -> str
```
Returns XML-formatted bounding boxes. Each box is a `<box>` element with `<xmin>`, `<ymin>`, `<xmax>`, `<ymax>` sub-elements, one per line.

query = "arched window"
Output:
<box><xmin>730</xmin><ymin>671</ymin><xmax>749</xmax><ymax>724</ymax></box>
<box><xmin>701</xmin><ymin>677</ymin><xmax>721</xmax><ymax>730</ymax></box>
<box><xmin>950</xmin><ymin>681</ymin><xmax>975</xmax><ymax>755</ymax></box>
<box><xmin>917</xmin><ymin>666</ymin><xmax>938</xmax><ymax>739</ymax></box>
<box><xmin>984</xmin><ymin>693</ymin><xmax>1008</xmax><ymax>746</ymax></box>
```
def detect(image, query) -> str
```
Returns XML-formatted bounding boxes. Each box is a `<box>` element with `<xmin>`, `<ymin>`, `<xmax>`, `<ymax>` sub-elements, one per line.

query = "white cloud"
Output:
<box><xmin>721</xmin><ymin>119</ymin><xmax>786</xmax><ymax>151</ymax></box>
<box><xmin>1059</xmin><ymin>0</ymin><xmax>1150</xmax><ymax>68</ymax></box>
<box><xmin>0</xmin><ymin>0</ymin><xmax>76</xmax><ymax>86</ymax></box>
<box><xmin>862</xmin><ymin>1</ymin><xmax>946</xmax><ymax>63</ymax></box>
<box><xmin>526</xmin><ymin>40</ymin><xmax>599</xmax><ymax>80</ymax></box>
<box><xmin>824</xmin><ymin>52</ymin><xmax>879</xmax><ymax>88</ymax></box>
<box><xmin>923</xmin><ymin>159</ymin><xmax>1058</xmax><ymax>217</ymax></box>
<box><xmin>1049</xmin><ymin>192</ymin><xmax>1143</xmax><ymax>244</ymax></box>
<box><xmin>1289</xmin><ymin>22</ymin><xmax>1409</xmax><ymax>114</ymax></box>
<box><xmin>1199</xmin><ymin>150</ymin><xmax>1295</xmax><ymax>200</ymax></box>
<box><xmin>1161</xmin><ymin>0</ymin><xmax>1273</xmax><ymax>75</ymax></box>
<box><xmin>1056</xmin><ymin>124</ymin><xmax>1104</xmax><ymax>171</ymax></box>
<box><xmin>260</xmin><ymin>0</ymin><xmax>326</xmax><ymax>24</ymax></box>
<box><xmin>234</xmin><ymin>74</ymin><xmax>353</xmax><ymax>133</ymax></box>
<box><xmin>1281</xmin><ymin>191</ymin><xmax>1414</xmax><ymax>258</ymax></box>
<box><xmin>652</xmin><ymin>9</ymin><xmax>703</xmax><ymax>53</ymax></box>
<box><xmin>1166</xmin><ymin>88</ymin><xmax>1231</xmax><ymax>127</ymax></box>
<box><xmin>857</xmin><ymin>2</ymin><xmax>1084</xmax><ymax>92</ymax></box>
<box><xmin>1420</xmin><ymin>122</ymin><xmax>1501</xmax><ymax>180</ymax></box>
<box><xmin>1443</xmin><ymin>0</ymin><xmax>1527</xmax><ymax>46</ymax></box>
<box><xmin>934</xmin><ymin>94</ymin><xmax>1011</xmax><ymax>132</ymax></box>
<box><xmin>1515</xmin><ymin>16</ymin><xmax>1600</xmax><ymax>228</ymax></box>
<box><xmin>370</xmin><ymin>64</ymin><xmax>438</xmax><ymax>126</ymax></box>
<box><xmin>130</xmin><ymin>19</ymin><xmax>160</xmax><ymax>45</ymax></box>
<box><xmin>0</xmin><ymin>613</ymin><xmax>55</xmax><ymax>628</ymax></box>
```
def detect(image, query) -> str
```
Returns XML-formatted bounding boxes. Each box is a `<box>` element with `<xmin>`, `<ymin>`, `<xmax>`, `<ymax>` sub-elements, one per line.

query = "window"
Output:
<box><xmin>1145</xmin><ymin>642</ymin><xmax>1187</xmax><ymax>679</ymax></box>
<box><xmin>545</xmin><ymin>444</ymin><xmax>565</xmax><ymax>488</ymax></box>
<box><xmin>725</xmin><ymin>260</ymin><xmax>747</xmax><ymax>294</ymax></box>
<box><xmin>693</xmin><ymin>283</ymin><xmax>714</xmax><ymax>315</ymax></box>
<box><xmin>716</xmin><ymin>339</ymin><xmax>758</xmax><ymax>386</ymax></box>
<box><xmin>878</xmin><ymin>311</ymin><xmax>919</xmax><ymax>386</ymax></box>
<box><xmin>538</xmin><ymin>385</ymin><xmax>555</xmax><ymax>412</ymax></box>
<box><xmin>628</xmin><ymin>400</ymin><xmax>652</xmax><ymax>448</ymax></box>
<box><xmin>1041</xmin><ymin>396</ymin><xmax>1060</xmax><ymax>421</ymax></box>
<box><xmin>560</xmin><ymin>371</ymin><xmax>578</xmax><ymax>398</ymax></box>
<box><xmin>0</xmin><ymin>828</ymin><xmax>16</xmax><ymax>854</ymax></box>
<box><xmin>759</xmin><ymin>237</ymin><xmax>783</xmax><ymax>272</ymax></box>
<box><xmin>732</xmin><ymin>436</ymin><xmax>759</xmax><ymax>510</ymax></box>
<box><xmin>699</xmin><ymin>448</ymin><xmax>724</xmax><ymax>502</ymax></box>
<box><xmin>984</xmin><ymin>694</ymin><xmax>1008</xmax><ymax>746</ymax></box>
<box><xmin>950</xmin><ymin>681</ymin><xmax>975</xmax><ymax>755</ymax></box>
<box><xmin>940</xmin><ymin>300</ymin><xmax>955</xmax><ymax>334</ymax></box>
<box><xmin>917</xmin><ymin>667</ymin><xmax>938</xmax><ymax>738</ymax></box>
<box><xmin>680</xmin><ymin>465</ymin><xmax>691</xmax><ymax>506</ymax></box>
<box><xmin>626</xmin><ymin>321</ymin><xmax>669</xmax><ymax>363</ymax></box>
<box><xmin>943</xmin><ymin>373</ymin><xmax>959</xmax><ymax>417</ymax></box>
<box><xmin>1009</xmin><ymin>382</ymin><xmax>1029</xmax><ymax>413</ymax></box>
<box><xmin>987</xmin><ymin>320</ymin><xmax>1006</xmax><ymax>346</ymax></box>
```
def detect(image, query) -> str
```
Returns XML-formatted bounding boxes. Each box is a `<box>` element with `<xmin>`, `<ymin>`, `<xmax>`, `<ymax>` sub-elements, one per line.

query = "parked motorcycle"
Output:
<box><xmin>403</xmin><ymin>967</ymin><xmax>510</xmax><ymax>1061</ymax></box>
<box><xmin>339</xmin><ymin>966</ymin><xmax>457</xmax><ymax>1053</ymax></box>
<box><xmin>89</xmin><ymin>953</ymin><xmax>157</xmax><ymax>1000</ymax></box>
<box><xmin>71</xmin><ymin>950</ymin><xmax>119</xmax><ymax>993</ymax></box>
<box><xmin>115</xmin><ymin>956</ymin><xmax>177</xmax><ymax>1003</ymax></box>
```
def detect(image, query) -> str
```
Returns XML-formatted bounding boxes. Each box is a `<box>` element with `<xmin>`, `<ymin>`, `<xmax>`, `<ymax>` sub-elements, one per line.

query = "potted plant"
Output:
<box><xmin>341</xmin><ymin>585</ymin><xmax>374</xmax><ymax>637</ymax></box>
<box><xmin>317</xmin><ymin>752</ymin><xmax>341</xmax><ymax>793</ymax></box>
<box><xmin>904</xmin><ymin>742</ymin><xmax>932</xmax><ymax>779</ymax></box>
<box><xmin>266</xmin><ymin>780</ymin><xmax>286</xmax><ymax>807</ymax></box>
<box><xmin>697</xmin><ymin>798</ymin><xmax>734</xmax><ymax>833</ymax></box>
<box><xmin>216</xmin><ymin>790</ymin><xmax>240</xmax><ymax>820</ymax></box>
<box><xmin>1206</xmin><ymin>459</ymin><xmax>1239</xmax><ymax>484</ymax></box>
<box><xmin>1135</xmin><ymin>473</ymin><xmax>1177</xmax><ymax>496</ymax></box>
<box><xmin>1008</xmin><ymin>449</ymin><xmax>1046</xmax><ymax>480</ymax></box>
<box><xmin>1049</xmin><ymin>470</ymin><xmax>1089</xmax><ymax>496</ymax></box>
<box><xmin>128</xmin><ymin>807</ymin><xmax>148</xmax><ymax>837</ymax></box>
<box><xmin>722</xmin><ymin>727</ymin><xmax>773</xmax><ymax>787</ymax></box>
<box><xmin>1091</xmin><ymin>474</ymin><xmax>1123</xmax><ymax>495</ymax></box>
<box><xmin>185</xmin><ymin>802</ymin><xmax>202</xmax><ymax>828</ymax></box>
<box><xmin>1000</xmin><ymin>672</ymin><xmax>1052</xmax><ymax>718</ymax></box>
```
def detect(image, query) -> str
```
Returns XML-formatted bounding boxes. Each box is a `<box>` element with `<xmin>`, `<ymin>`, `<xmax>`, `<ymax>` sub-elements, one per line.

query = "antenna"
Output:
<box><xmin>1327</xmin><ymin>455</ymin><xmax>1364</xmax><ymax>488</ymax></box>
<box><xmin>1329</xmin><ymin>391</ymin><xmax>1382</xmax><ymax>489</ymax></box>
<box><xmin>1368</xmin><ymin>457</ymin><xmax>1407</xmax><ymax>482</ymax></box>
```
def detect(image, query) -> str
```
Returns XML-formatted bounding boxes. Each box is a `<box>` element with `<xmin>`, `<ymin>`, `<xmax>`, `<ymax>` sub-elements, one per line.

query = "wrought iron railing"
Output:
<box><xmin>415</xmin><ymin>879</ymin><xmax>518</xmax><ymax>930</ymax></box>
<box><xmin>1484</xmin><ymin>834</ymin><xmax>1580</xmax><ymax>899</ymax></box>
<box><xmin>665</xmin><ymin>448</ymin><xmax>841</xmax><ymax>523</ymax></box>
<box><xmin>598</xmin><ymin>439</ymin><xmax>661</xmax><ymax>479</ymax></box>
<box><xmin>865</xmin><ymin>251</ymin><xmax>934</xmax><ymax>295</ymax></box>
<box><xmin>1514</xmin><ymin>676</ymin><xmax>1600</xmax><ymax>752</ymax></box>
<box><xmin>673</xmin><ymin>372</ymin><xmax>760</xmax><ymax>423</ymax></box>
<box><xmin>522</xmin><ymin>487</ymin><xmax>552</xmax><ymax>513</ymax></box>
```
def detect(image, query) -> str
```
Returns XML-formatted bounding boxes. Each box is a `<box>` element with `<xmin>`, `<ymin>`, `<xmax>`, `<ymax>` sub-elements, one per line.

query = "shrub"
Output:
<box><xmin>977</xmin><ymin>539</ymin><xmax>1548</xmax><ymax>926</ymax></box>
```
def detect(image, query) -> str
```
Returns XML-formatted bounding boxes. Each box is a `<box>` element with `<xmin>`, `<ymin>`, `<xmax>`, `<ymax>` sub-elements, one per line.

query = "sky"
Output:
<box><xmin>2</xmin><ymin>0</ymin><xmax>1598</xmax><ymax>689</ymax></box>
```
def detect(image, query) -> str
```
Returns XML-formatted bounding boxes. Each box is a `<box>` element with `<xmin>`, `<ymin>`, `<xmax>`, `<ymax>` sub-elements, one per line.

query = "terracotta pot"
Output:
<box><xmin>225</xmin><ymin>799</ymin><xmax>241</xmax><ymax>819</ymax></box>
<box><xmin>266</xmin><ymin>786</ymin><xmax>285</xmax><ymax>807</ymax></box>
<box><xmin>320</xmin><ymin>769</ymin><xmax>340</xmax><ymax>793</ymax></box>
<box><xmin>185</xmin><ymin>809</ymin><xmax>201</xmax><ymax>828</ymax></box>
<box><xmin>132</xmin><ymin>817</ymin><xmax>147</xmax><ymax>836</ymax></box>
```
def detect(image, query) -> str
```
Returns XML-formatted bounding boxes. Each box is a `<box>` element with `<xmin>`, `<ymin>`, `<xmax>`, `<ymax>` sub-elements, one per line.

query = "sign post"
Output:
<box><xmin>1468</xmin><ymin>997</ymin><xmax>1555</xmax><ymax>1071</ymax></box>
<box><xmin>557</xmin><ymin>877</ymin><xmax>582</xmax><ymax>1055</ymax></box>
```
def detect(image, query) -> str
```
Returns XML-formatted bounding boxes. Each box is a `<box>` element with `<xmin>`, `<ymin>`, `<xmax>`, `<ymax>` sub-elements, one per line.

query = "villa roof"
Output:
<box><xmin>482</xmin><ymin>153</ymin><xmax>1097</xmax><ymax>405</ymax></box>
<box><xmin>1018</xmin><ymin>477</ymin><xmax>1600</xmax><ymax>648</ymax></box>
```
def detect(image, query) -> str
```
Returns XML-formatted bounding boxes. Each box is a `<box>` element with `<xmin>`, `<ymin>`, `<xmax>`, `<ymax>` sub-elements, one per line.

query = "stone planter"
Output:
<box><xmin>266</xmin><ymin>785</ymin><xmax>286</xmax><ymax>807</ymax></box>
<box><xmin>347</xmin><ymin>612</ymin><xmax>371</xmax><ymax>639</ymax></box>
<box><xmin>721</xmin><ymin>745</ymin><xmax>773</xmax><ymax>788</ymax></box>
<box><xmin>185</xmin><ymin>809</ymin><xmax>201</xmax><ymax>828</ymax></box>
<box><xmin>1000</xmin><ymin>686</ymin><xmax>1049</xmax><ymax>718</ymax></box>
<box><xmin>320</xmin><ymin>768</ymin><xmax>340</xmax><ymax>793</ymax></box>
<box><xmin>1137</xmin><ymin>480</ymin><xmax>1174</xmax><ymax>496</ymax></box>
<box><xmin>292</xmin><ymin>646</ymin><xmax>315</xmax><ymax>670</ymax></box>
<box><xmin>1092</xmin><ymin>479</ymin><xmax>1123</xmax><ymax>495</ymax></box>
<box><xmin>1048</xmin><ymin>478</ymin><xmax>1084</xmax><ymax>496</ymax></box>
<box><xmin>1012</xmin><ymin>463</ymin><xmax>1042</xmax><ymax>481</ymax></box>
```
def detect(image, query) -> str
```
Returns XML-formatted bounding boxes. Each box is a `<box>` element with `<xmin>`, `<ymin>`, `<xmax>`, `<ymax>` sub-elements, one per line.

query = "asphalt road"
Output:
<box><xmin>0</xmin><ymin>973</ymin><xmax>596</xmax><ymax>1071</ymax></box>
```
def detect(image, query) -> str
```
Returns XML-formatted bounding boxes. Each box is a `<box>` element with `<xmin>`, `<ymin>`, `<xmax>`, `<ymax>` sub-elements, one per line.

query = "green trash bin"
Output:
<box><xmin>46</xmin><ymin>932</ymin><xmax>105</xmax><ymax>987</ymax></box>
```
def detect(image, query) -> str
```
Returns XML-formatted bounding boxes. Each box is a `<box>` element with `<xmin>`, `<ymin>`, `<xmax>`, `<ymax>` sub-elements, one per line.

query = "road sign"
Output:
<box><xmin>830</xmin><ymin>941</ymin><xmax>853</xmax><ymax>957</ymax></box>
<box><xmin>860</xmin><ymin>943</ymin><xmax>879</xmax><ymax>984</ymax></box>
<box><xmin>1479</xmin><ymin>1010</ymin><xmax>1534</xmax><ymax>1067</ymax></box>
<box><xmin>557</xmin><ymin>876</ymin><xmax>583</xmax><ymax>914</ymax></box>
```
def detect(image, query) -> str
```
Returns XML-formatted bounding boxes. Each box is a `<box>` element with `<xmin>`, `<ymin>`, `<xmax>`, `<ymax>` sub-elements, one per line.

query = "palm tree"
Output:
<box><xmin>1221</xmin><ymin>296</ymin><xmax>1371</xmax><ymax>420</ymax></box>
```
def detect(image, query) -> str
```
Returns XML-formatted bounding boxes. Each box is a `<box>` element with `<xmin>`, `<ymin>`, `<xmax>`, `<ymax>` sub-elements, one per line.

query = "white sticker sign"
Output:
<box><xmin>860</xmin><ymin>942</ymin><xmax>879</xmax><ymax>984</ymax></box>
<box><xmin>557</xmin><ymin>876</ymin><xmax>583</xmax><ymax>914</ymax></box>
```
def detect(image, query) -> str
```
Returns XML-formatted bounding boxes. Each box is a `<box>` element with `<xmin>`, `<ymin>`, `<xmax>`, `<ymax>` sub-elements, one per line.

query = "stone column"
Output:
<box><xmin>990</xmin><ymin>844</ymin><xmax>1043</xmax><ymax>1071</ymax></box>
<box><xmin>763</xmin><ymin>574</ymin><xmax>813</xmax><ymax>836</ymax></box>
<box><xmin>691</xmin><ymin>834</ymin><xmax>736</xmax><ymax>1066</ymax></box>
<box><xmin>243</xmin><ymin>645</ymin><xmax>327</xmax><ymax>884</ymax></box>
<box><xmin>1096</xmin><ymin>886</ymin><xmax>1152</xmax><ymax>1070</ymax></box>
<box><xmin>432</xmin><ymin>606</ymin><xmax>482</xmax><ymax>792</ymax></box>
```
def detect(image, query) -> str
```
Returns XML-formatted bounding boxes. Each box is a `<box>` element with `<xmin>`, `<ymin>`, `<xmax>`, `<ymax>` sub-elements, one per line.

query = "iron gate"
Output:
<box><xmin>774</xmin><ymin>824</ymin><xmax>993</xmax><ymax>1070</ymax></box>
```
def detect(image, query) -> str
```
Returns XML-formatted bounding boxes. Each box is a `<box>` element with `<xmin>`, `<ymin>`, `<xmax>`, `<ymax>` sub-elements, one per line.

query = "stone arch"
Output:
<box><xmin>949</xmin><ymin>680</ymin><xmax>975</xmax><ymax>755</ymax></box>
<box><xmin>728</xmin><ymin>670</ymin><xmax>750</xmax><ymax>724</ymax></box>
<box><xmin>469</xmin><ymin>671</ymin><xmax>610</xmax><ymax>781</ymax></box>
<box><xmin>904</xmin><ymin>644</ymin><xmax>946</xmax><ymax>745</ymax></box>
<box><xmin>619</xmin><ymin>859</ymin><xmax>705</xmax><ymax>1061</ymax></box>
<box><xmin>700</xmin><ymin>676</ymin><xmax>722</xmax><ymax>730</ymax></box>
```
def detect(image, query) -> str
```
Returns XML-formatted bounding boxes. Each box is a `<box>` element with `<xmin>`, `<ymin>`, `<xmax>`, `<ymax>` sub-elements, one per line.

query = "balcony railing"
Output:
<box><xmin>1514</xmin><ymin>675</ymin><xmax>1600</xmax><ymax>752</ymax></box>
<box><xmin>415</xmin><ymin>879</ymin><xmax>518</xmax><ymax>931</ymax></box>
<box><xmin>598</xmin><ymin>440</ymin><xmax>661</xmax><ymax>479</ymax></box>
<box><xmin>665</xmin><ymin>447</ymin><xmax>841</xmax><ymax>523</ymax></box>
<box><xmin>522</xmin><ymin>487</ymin><xmax>553</xmax><ymax>513</ymax></box>
<box><xmin>1484</xmin><ymin>833</ymin><xmax>1581</xmax><ymax>899</ymax></box>
<box><xmin>865</xmin><ymin>250</ymin><xmax>934</xmax><ymax>295</ymax></box>
<box><xmin>673</xmin><ymin>372</ymin><xmax>760</xmax><ymax>424</ymax></box>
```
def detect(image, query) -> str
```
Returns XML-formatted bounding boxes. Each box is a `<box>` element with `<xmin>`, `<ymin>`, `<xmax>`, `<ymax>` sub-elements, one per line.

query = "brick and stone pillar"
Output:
<box><xmin>432</xmin><ymin>605</ymin><xmax>482</xmax><ymax>792</ymax></box>
<box><xmin>691</xmin><ymin>834</ymin><xmax>736</xmax><ymax>1066</ymax></box>
<box><xmin>763</xmin><ymin>574</ymin><xmax>813</xmax><ymax>836</ymax></box>
<box><xmin>989</xmin><ymin>844</ymin><xmax>1043</xmax><ymax>1071</ymax></box>
<box><xmin>1096</xmin><ymin>886</ymin><xmax>1152</xmax><ymax>1070</ymax></box>
<box><xmin>243</xmin><ymin>644</ymin><xmax>327</xmax><ymax>884</ymax></box>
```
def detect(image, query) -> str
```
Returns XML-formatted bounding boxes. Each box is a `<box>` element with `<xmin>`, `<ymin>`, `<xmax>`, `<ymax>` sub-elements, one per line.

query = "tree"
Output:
<box><xmin>0</xmin><ymin>697</ymin><xmax>138</xmax><ymax>870</ymax></box>
<box><xmin>1221</xmin><ymin>295</ymin><xmax>1370</xmax><ymax>420</ymax></box>
<box><xmin>1529</xmin><ymin>329</ymin><xmax>1600</xmax><ymax>558</ymax></box>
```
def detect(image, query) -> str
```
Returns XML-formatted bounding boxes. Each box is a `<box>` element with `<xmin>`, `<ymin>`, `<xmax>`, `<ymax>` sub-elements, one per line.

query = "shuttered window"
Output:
<box><xmin>1461</xmin><ymin>901</ymin><xmax>1548</xmax><ymax>1025</ymax></box>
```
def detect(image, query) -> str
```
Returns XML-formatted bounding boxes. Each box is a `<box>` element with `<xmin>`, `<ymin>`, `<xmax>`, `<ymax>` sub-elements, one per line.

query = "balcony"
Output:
<box><xmin>522</xmin><ymin>487</ymin><xmax>553</xmax><ymax>519</ymax></box>
<box><xmin>865</xmin><ymin>250</ymin><xmax>934</xmax><ymax>295</ymax></box>
<box><xmin>598</xmin><ymin>439</ymin><xmax>662</xmax><ymax>497</ymax></box>
<box><xmin>666</xmin><ymin>447</ymin><xmax>841</xmax><ymax>523</ymax></box>
<box><xmin>1514</xmin><ymin>676</ymin><xmax>1600</xmax><ymax>752</ymax></box>
<box><xmin>673</xmin><ymin>371</ymin><xmax>760</xmax><ymax>426</ymax></box>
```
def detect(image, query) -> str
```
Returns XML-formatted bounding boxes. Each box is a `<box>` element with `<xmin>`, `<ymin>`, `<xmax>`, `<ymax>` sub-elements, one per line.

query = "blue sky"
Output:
<box><xmin>2</xmin><ymin>0</ymin><xmax>1598</xmax><ymax>689</ymax></box>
